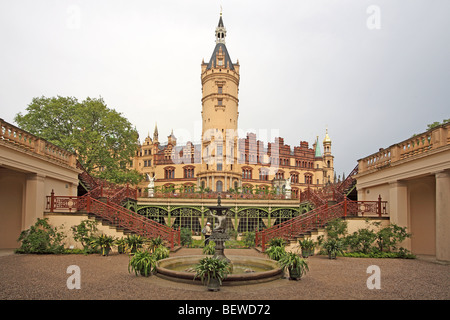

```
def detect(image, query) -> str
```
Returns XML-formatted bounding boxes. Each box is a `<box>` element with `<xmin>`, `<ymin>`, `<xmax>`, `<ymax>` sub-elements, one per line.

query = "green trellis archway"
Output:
<box><xmin>136</xmin><ymin>204</ymin><xmax>305</xmax><ymax>234</ymax></box>
<box><xmin>270</xmin><ymin>208</ymin><xmax>299</xmax><ymax>226</ymax></box>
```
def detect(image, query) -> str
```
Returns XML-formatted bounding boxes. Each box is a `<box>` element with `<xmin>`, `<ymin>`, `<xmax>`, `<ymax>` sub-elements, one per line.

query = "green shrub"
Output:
<box><xmin>322</xmin><ymin>238</ymin><xmax>345</xmax><ymax>259</ymax></box>
<box><xmin>343</xmin><ymin>249</ymin><xmax>415</xmax><ymax>259</ymax></box>
<box><xmin>149</xmin><ymin>236</ymin><xmax>164</xmax><ymax>252</ymax></box>
<box><xmin>128</xmin><ymin>250</ymin><xmax>156</xmax><ymax>277</ymax></box>
<box><xmin>242</xmin><ymin>232</ymin><xmax>255</xmax><ymax>248</ymax></box>
<box><xmin>194</xmin><ymin>257</ymin><xmax>232</xmax><ymax>287</ymax></box>
<box><xmin>265</xmin><ymin>245</ymin><xmax>286</xmax><ymax>261</ymax></box>
<box><xmin>90</xmin><ymin>234</ymin><xmax>116</xmax><ymax>256</ymax></box>
<box><xmin>278</xmin><ymin>252</ymin><xmax>309</xmax><ymax>279</ymax></box>
<box><xmin>374</xmin><ymin>223</ymin><xmax>411</xmax><ymax>252</ymax></box>
<box><xmin>345</xmin><ymin>228</ymin><xmax>377</xmax><ymax>254</ymax></box>
<box><xmin>203</xmin><ymin>241</ymin><xmax>216</xmax><ymax>255</ymax></box>
<box><xmin>16</xmin><ymin>218</ymin><xmax>66</xmax><ymax>254</ymax></box>
<box><xmin>180</xmin><ymin>228</ymin><xmax>193</xmax><ymax>247</ymax></box>
<box><xmin>224</xmin><ymin>239</ymin><xmax>246</xmax><ymax>248</ymax></box>
<box><xmin>319</xmin><ymin>219</ymin><xmax>414</xmax><ymax>259</ymax></box>
<box><xmin>152</xmin><ymin>245</ymin><xmax>170</xmax><ymax>260</ymax></box>
<box><xmin>268</xmin><ymin>237</ymin><xmax>287</xmax><ymax>247</ymax></box>
<box><xmin>71</xmin><ymin>219</ymin><xmax>100</xmax><ymax>253</ymax></box>
<box><xmin>125</xmin><ymin>235</ymin><xmax>147</xmax><ymax>253</ymax></box>
<box><xmin>325</xmin><ymin>218</ymin><xmax>348</xmax><ymax>239</ymax></box>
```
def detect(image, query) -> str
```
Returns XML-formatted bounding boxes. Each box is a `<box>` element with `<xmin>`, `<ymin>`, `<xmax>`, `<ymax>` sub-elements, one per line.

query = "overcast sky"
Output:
<box><xmin>1</xmin><ymin>0</ymin><xmax>449</xmax><ymax>178</ymax></box>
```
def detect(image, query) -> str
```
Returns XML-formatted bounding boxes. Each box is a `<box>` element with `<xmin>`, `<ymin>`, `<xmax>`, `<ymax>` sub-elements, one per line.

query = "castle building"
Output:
<box><xmin>131</xmin><ymin>13</ymin><xmax>335</xmax><ymax>197</ymax></box>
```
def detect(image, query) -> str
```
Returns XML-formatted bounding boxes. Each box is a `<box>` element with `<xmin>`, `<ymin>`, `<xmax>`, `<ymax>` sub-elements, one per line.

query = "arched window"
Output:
<box><xmin>216</xmin><ymin>180</ymin><xmax>223</xmax><ymax>192</ymax></box>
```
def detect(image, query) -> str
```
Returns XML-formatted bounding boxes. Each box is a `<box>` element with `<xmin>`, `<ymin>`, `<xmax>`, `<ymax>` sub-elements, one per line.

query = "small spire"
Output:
<box><xmin>323</xmin><ymin>128</ymin><xmax>331</xmax><ymax>144</ymax></box>
<box><xmin>315</xmin><ymin>136</ymin><xmax>322</xmax><ymax>157</ymax></box>
<box><xmin>153</xmin><ymin>122</ymin><xmax>159</xmax><ymax>141</ymax></box>
<box><xmin>215</xmin><ymin>10</ymin><xmax>226</xmax><ymax>44</ymax></box>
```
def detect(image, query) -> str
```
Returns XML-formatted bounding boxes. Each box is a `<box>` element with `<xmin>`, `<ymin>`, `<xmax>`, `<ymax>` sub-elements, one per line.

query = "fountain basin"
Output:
<box><xmin>156</xmin><ymin>255</ymin><xmax>283</xmax><ymax>286</ymax></box>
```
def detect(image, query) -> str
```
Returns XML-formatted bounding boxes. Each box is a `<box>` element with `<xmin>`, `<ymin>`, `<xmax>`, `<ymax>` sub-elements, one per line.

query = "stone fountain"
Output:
<box><xmin>155</xmin><ymin>195</ymin><xmax>283</xmax><ymax>286</ymax></box>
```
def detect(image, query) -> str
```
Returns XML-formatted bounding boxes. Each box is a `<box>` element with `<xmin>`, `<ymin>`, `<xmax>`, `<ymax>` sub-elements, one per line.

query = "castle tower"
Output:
<box><xmin>323</xmin><ymin>128</ymin><xmax>334</xmax><ymax>183</ymax></box>
<box><xmin>198</xmin><ymin>11</ymin><xmax>241</xmax><ymax>192</ymax></box>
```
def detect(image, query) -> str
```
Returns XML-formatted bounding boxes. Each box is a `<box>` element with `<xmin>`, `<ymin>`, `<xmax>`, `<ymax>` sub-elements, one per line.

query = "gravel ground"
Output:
<box><xmin>0</xmin><ymin>248</ymin><xmax>448</xmax><ymax>302</ymax></box>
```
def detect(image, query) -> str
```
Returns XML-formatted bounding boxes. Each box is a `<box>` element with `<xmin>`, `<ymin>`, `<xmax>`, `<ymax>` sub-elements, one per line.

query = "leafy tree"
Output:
<box><xmin>15</xmin><ymin>96</ymin><xmax>142</xmax><ymax>184</ymax></box>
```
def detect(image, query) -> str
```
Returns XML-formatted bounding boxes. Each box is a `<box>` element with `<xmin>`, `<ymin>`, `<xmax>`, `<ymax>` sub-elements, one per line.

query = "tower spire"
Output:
<box><xmin>315</xmin><ymin>136</ymin><xmax>322</xmax><ymax>157</ymax></box>
<box><xmin>153</xmin><ymin>122</ymin><xmax>159</xmax><ymax>142</ymax></box>
<box><xmin>215</xmin><ymin>9</ymin><xmax>226</xmax><ymax>44</ymax></box>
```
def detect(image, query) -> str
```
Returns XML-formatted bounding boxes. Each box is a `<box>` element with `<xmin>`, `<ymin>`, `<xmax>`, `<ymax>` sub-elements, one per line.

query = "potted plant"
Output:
<box><xmin>194</xmin><ymin>257</ymin><xmax>232</xmax><ymax>291</ymax></box>
<box><xmin>265</xmin><ymin>245</ymin><xmax>286</xmax><ymax>261</ymax></box>
<box><xmin>128</xmin><ymin>250</ymin><xmax>157</xmax><ymax>277</ymax></box>
<box><xmin>268</xmin><ymin>237</ymin><xmax>287</xmax><ymax>247</ymax></box>
<box><xmin>278</xmin><ymin>252</ymin><xmax>309</xmax><ymax>280</ymax></box>
<box><xmin>115</xmin><ymin>237</ymin><xmax>127</xmax><ymax>254</ymax></box>
<box><xmin>125</xmin><ymin>234</ymin><xmax>147</xmax><ymax>253</ymax></box>
<box><xmin>323</xmin><ymin>238</ymin><xmax>345</xmax><ymax>259</ymax></box>
<box><xmin>91</xmin><ymin>234</ymin><xmax>116</xmax><ymax>256</ymax></box>
<box><xmin>298</xmin><ymin>238</ymin><xmax>315</xmax><ymax>258</ymax></box>
<box><xmin>149</xmin><ymin>236</ymin><xmax>164</xmax><ymax>253</ymax></box>
<box><xmin>152</xmin><ymin>245</ymin><xmax>170</xmax><ymax>261</ymax></box>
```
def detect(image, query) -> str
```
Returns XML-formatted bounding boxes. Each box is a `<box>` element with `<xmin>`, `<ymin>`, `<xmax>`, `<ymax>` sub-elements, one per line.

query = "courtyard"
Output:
<box><xmin>0</xmin><ymin>248</ymin><xmax>448</xmax><ymax>301</ymax></box>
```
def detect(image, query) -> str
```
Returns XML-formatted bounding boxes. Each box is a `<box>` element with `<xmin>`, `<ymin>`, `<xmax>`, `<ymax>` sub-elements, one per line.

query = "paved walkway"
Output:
<box><xmin>0</xmin><ymin>248</ymin><xmax>448</xmax><ymax>302</ymax></box>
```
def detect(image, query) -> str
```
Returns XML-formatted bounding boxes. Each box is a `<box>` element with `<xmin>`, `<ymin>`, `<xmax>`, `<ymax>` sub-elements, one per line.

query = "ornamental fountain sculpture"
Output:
<box><xmin>207</xmin><ymin>194</ymin><xmax>231</xmax><ymax>263</ymax></box>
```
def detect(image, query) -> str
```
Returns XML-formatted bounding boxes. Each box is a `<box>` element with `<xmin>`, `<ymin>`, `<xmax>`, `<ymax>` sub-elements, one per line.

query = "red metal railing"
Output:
<box><xmin>46</xmin><ymin>192</ymin><xmax>180</xmax><ymax>250</ymax></box>
<box><xmin>255</xmin><ymin>197</ymin><xmax>387</xmax><ymax>252</ymax></box>
<box><xmin>48</xmin><ymin>161</ymin><xmax>179</xmax><ymax>249</ymax></box>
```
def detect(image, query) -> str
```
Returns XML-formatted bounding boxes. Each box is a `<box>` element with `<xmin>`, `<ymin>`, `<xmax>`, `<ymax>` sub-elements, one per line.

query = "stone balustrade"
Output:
<box><xmin>0</xmin><ymin>118</ymin><xmax>77</xmax><ymax>168</ymax></box>
<box><xmin>358</xmin><ymin>122</ymin><xmax>449</xmax><ymax>174</ymax></box>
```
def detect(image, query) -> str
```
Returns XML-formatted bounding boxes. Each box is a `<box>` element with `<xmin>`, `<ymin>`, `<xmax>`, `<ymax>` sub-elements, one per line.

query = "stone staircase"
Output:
<box><xmin>255</xmin><ymin>165</ymin><xmax>360</xmax><ymax>252</ymax></box>
<box><xmin>73</xmin><ymin>161</ymin><xmax>180</xmax><ymax>250</ymax></box>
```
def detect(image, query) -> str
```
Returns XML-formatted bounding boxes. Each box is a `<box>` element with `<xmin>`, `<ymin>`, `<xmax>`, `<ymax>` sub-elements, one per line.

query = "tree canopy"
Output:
<box><xmin>15</xmin><ymin>96</ymin><xmax>142</xmax><ymax>184</ymax></box>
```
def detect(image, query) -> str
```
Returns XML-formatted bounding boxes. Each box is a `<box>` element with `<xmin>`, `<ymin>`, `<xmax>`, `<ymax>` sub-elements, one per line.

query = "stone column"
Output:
<box><xmin>23</xmin><ymin>173</ymin><xmax>46</xmax><ymax>230</ymax></box>
<box><xmin>389</xmin><ymin>181</ymin><xmax>408</xmax><ymax>227</ymax></box>
<box><xmin>389</xmin><ymin>180</ymin><xmax>410</xmax><ymax>250</ymax></box>
<box><xmin>435</xmin><ymin>170</ymin><xmax>450</xmax><ymax>263</ymax></box>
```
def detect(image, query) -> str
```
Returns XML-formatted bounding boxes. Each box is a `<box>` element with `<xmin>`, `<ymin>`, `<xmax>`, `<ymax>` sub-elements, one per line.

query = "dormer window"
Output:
<box><xmin>218</xmin><ymin>59</ymin><xmax>223</xmax><ymax>66</ymax></box>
